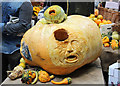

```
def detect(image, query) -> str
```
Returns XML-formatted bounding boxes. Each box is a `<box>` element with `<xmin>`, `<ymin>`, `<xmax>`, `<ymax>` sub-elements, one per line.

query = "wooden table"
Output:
<box><xmin>1</xmin><ymin>58</ymin><xmax>105</xmax><ymax>85</ymax></box>
<box><xmin>100</xmin><ymin>47</ymin><xmax>120</xmax><ymax>72</ymax></box>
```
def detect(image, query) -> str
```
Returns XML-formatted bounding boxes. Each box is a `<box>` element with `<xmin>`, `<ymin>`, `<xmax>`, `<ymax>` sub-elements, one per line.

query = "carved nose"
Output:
<box><xmin>67</xmin><ymin>50</ymin><xmax>73</xmax><ymax>53</ymax></box>
<box><xmin>66</xmin><ymin>43</ymin><xmax>74</xmax><ymax>53</ymax></box>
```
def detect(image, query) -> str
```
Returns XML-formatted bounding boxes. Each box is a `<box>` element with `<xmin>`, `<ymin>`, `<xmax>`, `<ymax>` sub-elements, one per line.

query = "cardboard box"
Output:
<box><xmin>105</xmin><ymin>1</ymin><xmax>119</xmax><ymax>11</ymax></box>
<box><xmin>108</xmin><ymin>61</ymin><xmax>120</xmax><ymax>86</ymax></box>
<box><xmin>100</xmin><ymin>23</ymin><xmax>115</xmax><ymax>37</ymax></box>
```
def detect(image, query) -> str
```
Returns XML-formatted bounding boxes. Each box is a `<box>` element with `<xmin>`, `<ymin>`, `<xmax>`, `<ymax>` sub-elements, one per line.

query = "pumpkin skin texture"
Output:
<box><xmin>20</xmin><ymin>15</ymin><xmax>102</xmax><ymax>75</ymax></box>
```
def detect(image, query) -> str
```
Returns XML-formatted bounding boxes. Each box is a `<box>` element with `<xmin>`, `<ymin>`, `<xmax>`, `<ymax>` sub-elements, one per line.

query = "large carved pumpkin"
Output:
<box><xmin>20</xmin><ymin>15</ymin><xmax>102</xmax><ymax>75</ymax></box>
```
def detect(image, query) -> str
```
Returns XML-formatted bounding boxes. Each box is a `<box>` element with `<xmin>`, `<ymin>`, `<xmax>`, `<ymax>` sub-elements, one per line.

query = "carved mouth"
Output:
<box><xmin>65</xmin><ymin>55</ymin><xmax>78</xmax><ymax>63</ymax></box>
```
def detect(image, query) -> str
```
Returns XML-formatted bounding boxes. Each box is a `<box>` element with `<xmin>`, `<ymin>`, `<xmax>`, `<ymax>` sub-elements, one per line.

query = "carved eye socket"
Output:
<box><xmin>54</xmin><ymin>29</ymin><xmax>69</xmax><ymax>41</ymax></box>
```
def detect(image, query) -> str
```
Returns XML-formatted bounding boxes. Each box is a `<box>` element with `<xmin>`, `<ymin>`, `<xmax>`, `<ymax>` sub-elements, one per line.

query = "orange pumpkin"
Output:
<box><xmin>20</xmin><ymin>15</ymin><xmax>102</xmax><ymax>75</ymax></box>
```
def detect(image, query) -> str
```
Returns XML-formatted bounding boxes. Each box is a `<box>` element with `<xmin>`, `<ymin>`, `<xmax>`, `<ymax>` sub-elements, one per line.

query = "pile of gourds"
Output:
<box><xmin>8</xmin><ymin>58</ymin><xmax>72</xmax><ymax>85</ymax></box>
<box><xmin>102</xmin><ymin>31</ymin><xmax>120</xmax><ymax>50</ymax></box>
<box><xmin>21</xmin><ymin>70</ymin><xmax>38</xmax><ymax>84</ymax></box>
<box><xmin>21</xmin><ymin>69</ymin><xmax>71</xmax><ymax>85</ymax></box>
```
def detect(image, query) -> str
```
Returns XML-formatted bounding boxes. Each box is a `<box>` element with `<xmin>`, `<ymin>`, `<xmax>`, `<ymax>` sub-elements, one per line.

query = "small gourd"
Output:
<box><xmin>38</xmin><ymin>70</ymin><xmax>54</xmax><ymax>83</ymax></box>
<box><xmin>102</xmin><ymin>36</ymin><xmax>109</xmax><ymax>44</ymax></box>
<box><xmin>51</xmin><ymin>77</ymin><xmax>72</xmax><ymax>85</ymax></box>
<box><xmin>104</xmin><ymin>43</ymin><xmax>110</xmax><ymax>47</ymax></box>
<box><xmin>112</xmin><ymin>31</ymin><xmax>120</xmax><ymax>40</ymax></box>
<box><xmin>21</xmin><ymin>70</ymin><xmax>38</xmax><ymax>84</ymax></box>
<box><xmin>43</xmin><ymin>5</ymin><xmax>67</xmax><ymax>24</ymax></box>
<box><xmin>110</xmin><ymin>40</ymin><xmax>119</xmax><ymax>50</ymax></box>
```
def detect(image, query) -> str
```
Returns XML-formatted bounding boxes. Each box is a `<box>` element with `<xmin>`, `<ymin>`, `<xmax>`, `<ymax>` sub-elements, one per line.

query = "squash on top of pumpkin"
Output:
<box><xmin>40</xmin><ymin>5</ymin><xmax>67</xmax><ymax>24</ymax></box>
<box><xmin>20</xmin><ymin>5</ymin><xmax>102</xmax><ymax>75</ymax></box>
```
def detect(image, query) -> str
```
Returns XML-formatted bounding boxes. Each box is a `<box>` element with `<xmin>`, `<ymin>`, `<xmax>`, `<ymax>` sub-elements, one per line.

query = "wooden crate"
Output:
<box><xmin>98</xmin><ymin>7</ymin><xmax>120</xmax><ymax>23</ymax></box>
<box><xmin>112</xmin><ymin>22</ymin><xmax>120</xmax><ymax>34</ymax></box>
<box><xmin>98</xmin><ymin>7</ymin><xmax>104</xmax><ymax>16</ymax></box>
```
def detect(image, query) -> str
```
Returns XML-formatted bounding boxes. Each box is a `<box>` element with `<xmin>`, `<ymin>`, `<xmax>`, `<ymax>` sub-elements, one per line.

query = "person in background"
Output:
<box><xmin>0</xmin><ymin>0</ymin><xmax>33</xmax><ymax>82</ymax></box>
<box><xmin>31</xmin><ymin>0</ymin><xmax>46</xmax><ymax>23</ymax></box>
<box><xmin>35</xmin><ymin>0</ymin><xmax>50</xmax><ymax>20</ymax></box>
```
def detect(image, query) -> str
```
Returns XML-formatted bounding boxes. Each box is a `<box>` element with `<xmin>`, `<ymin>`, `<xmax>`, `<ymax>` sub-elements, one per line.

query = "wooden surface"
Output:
<box><xmin>1</xmin><ymin>58</ymin><xmax>105</xmax><ymax>85</ymax></box>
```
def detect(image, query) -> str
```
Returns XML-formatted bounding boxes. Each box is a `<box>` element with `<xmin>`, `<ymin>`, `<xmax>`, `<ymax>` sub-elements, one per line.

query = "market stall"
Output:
<box><xmin>1</xmin><ymin>3</ymin><xmax>105</xmax><ymax>85</ymax></box>
<box><xmin>93</xmin><ymin>1</ymin><xmax>120</xmax><ymax>84</ymax></box>
<box><xmin>1</xmin><ymin>0</ymin><xmax>120</xmax><ymax>85</ymax></box>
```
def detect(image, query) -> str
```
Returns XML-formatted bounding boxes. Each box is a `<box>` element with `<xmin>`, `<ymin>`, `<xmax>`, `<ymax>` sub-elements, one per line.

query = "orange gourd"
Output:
<box><xmin>38</xmin><ymin>71</ymin><xmax>50</xmax><ymax>82</ymax></box>
<box><xmin>33</xmin><ymin>7</ymin><xmax>41</xmax><ymax>16</ymax></box>
<box><xmin>94</xmin><ymin>9</ymin><xmax>99</xmax><ymax>16</ymax></box>
<box><xmin>20</xmin><ymin>15</ymin><xmax>102</xmax><ymax>75</ymax></box>
<box><xmin>107</xmin><ymin>20</ymin><xmax>112</xmax><ymax>24</ymax></box>
<box><xmin>51</xmin><ymin>77</ymin><xmax>72</xmax><ymax>85</ymax></box>
<box><xmin>38</xmin><ymin>71</ymin><xmax>54</xmax><ymax>83</ymax></box>
<box><xmin>111</xmin><ymin>40</ymin><xmax>119</xmax><ymax>50</ymax></box>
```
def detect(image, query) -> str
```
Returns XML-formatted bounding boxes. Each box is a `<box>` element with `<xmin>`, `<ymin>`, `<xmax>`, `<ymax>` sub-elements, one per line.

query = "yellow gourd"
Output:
<box><xmin>51</xmin><ymin>77</ymin><xmax>72</xmax><ymax>85</ymax></box>
<box><xmin>104</xmin><ymin>43</ymin><xmax>110</xmax><ymax>47</ymax></box>
<box><xmin>102</xmin><ymin>36</ymin><xmax>109</xmax><ymax>44</ymax></box>
<box><xmin>19</xmin><ymin>62</ymin><xmax>25</xmax><ymax>68</ymax></box>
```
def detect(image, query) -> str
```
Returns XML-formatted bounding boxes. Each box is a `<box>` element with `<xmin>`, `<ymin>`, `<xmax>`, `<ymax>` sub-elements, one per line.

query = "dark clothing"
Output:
<box><xmin>3</xmin><ymin>2</ymin><xmax>32</xmax><ymax>36</ymax></box>
<box><xmin>2</xmin><ymin>50</ymin><xmax>21</xmax><ymax>82</ymax></box>
<box><xmin>1</xmin><ymin>1</ymin><xmax>33</xmax><ymax>82</ymax></box>
<box><xmin>1</xmin><ymin>1</ymin><xmax>33</xmax><ymax>54</ymax></box>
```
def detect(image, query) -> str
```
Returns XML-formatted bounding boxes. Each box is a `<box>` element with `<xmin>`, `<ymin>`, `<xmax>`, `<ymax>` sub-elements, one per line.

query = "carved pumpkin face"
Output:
<box><xmin>48</xmin><ymin>28</ymin><xmax>88</xmax><ymax>67</ymax></box>
<box><xmin>20</xmin><ymin>15</ymin><xmax>102</xmax><ymax>75</ymax></box>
